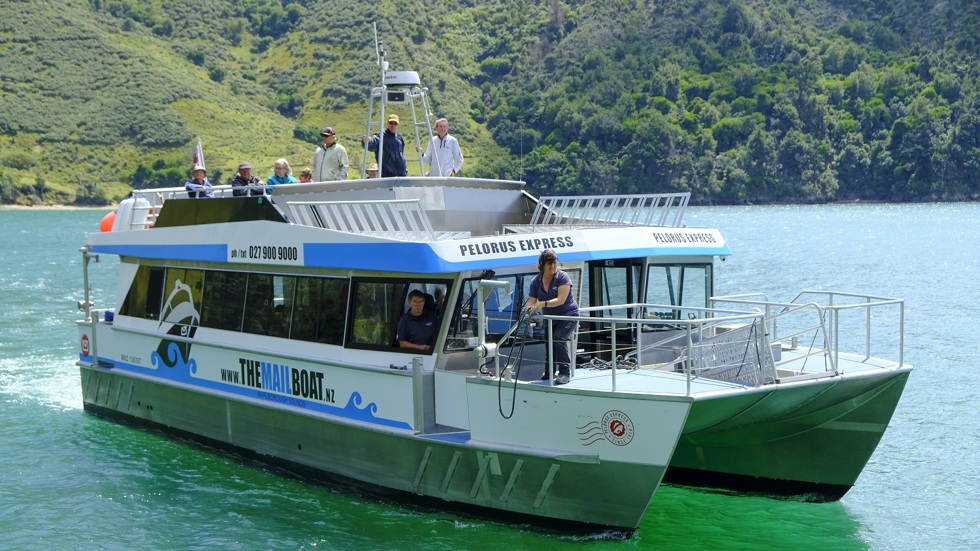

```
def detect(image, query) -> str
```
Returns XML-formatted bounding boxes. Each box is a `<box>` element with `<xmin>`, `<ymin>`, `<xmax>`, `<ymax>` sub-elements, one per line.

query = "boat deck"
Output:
<box><xmin>503</xmin><ymin>346</ymin><xmax>909</xmax><ymax>397</ymax></box>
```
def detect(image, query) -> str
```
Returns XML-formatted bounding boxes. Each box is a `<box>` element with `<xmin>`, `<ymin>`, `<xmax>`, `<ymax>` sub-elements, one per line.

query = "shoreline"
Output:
<box><xmin>0</xmin><ymin>204</ymin><xmax>114</xmax><ymax>210</ymax></box>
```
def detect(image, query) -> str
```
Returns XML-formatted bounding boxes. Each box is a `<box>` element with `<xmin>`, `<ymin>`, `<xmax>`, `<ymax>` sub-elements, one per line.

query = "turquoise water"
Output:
<box><xmin>1</xmin><ymin>205</ymin><xmax>977</xmax><ymax>549</ymax></box>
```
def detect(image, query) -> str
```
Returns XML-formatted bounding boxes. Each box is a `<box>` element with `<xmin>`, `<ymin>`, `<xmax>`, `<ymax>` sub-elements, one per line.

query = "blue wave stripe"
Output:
<box><xmin>80</xmin><ymin>352</ymin><xmax>413</xmax><ymax>431</ymax></box>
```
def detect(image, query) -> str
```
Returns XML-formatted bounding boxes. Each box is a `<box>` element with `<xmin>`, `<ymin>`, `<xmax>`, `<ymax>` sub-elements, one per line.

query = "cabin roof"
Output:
<box><xmin>88</xmin><ymin>179</ymin><xmax>731</xmax><ymax>273</ymax></box>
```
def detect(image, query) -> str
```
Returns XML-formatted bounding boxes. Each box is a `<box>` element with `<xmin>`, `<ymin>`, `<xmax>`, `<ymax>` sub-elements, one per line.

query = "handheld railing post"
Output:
<box><xmin>900</xmin><ymin>302</ymin><xmax>905</xmax><ymax>366</ymax></box>
<box><xmin>865</xmin><ymin>296</ymin><xmax>872</xmax><ymax>359</ymax></box>
<box><xmin>79</xmin><ymin>247</ymin><xmax>100</xmax><ymax>366</ymax></box>
<box><xmin>686</xmin><ymin>323</ymin><xmax>693</xmax><ymax>396</ymax></box>
<box><xmin>833</xmin><ymin>308</ymin><xmax>840</xmax><ymax>372</ymax></box>
<box><xmin>546</xmin><ymin>317</ymin><xmax>554</xmax><ymax>384</ymax></box>
<box><xmin>412</xmin><ymin>356</ymin><xmax>424</xmax><ymax>434</ymax></box>
<box><xmin>610</xmin><ymin>320</ymin><xmax>617</xmax><ymax>392</ymax></box>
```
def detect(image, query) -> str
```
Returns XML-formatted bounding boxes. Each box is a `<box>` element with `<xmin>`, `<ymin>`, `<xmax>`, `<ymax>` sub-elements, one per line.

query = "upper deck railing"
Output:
<box><xmin>504</xmin><ymin>193</ymin><xmax>690</xmax><ymax>233</ymax></box>
<box><xmin>285</xmin><ymin>199</ymin><xmax>469</xmax><ymax>241</ymax></box>
<box><xmin>107</xmin><ymin>184</ymin><xmax>690</xmax><ymax>239</ymax></box>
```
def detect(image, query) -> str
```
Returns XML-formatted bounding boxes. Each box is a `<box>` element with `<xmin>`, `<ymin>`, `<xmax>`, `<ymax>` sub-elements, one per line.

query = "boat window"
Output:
<box><xmin>348</xmin><ymin>279</ymin><xmax>451</xmax><ymax>352</ymax></box>
<box><xmin>120</xmin><ymin>265</ymin><xmax>165</xmax><ymax>320</ymax></box>
<box><xmin>447</xmin><ymin>274</ymin><xmax>531</xmax><ymax>349</ymax></box>
<box><xmin>585</xmin><ymin>260</ymin><xmax>640</xmax><ymax>318</ymax></box>
<box><xmin>290</xmin><ymin>276</ymin><xmax>348</xmax><ymax>345</ymax></box>
<box><xmin>201</xmin><ymin>271</ymin><xmax>248</xmax><ymax>331</ymax></box>
<box><xmin>243</xmin><ymin>274</ymin><xmax>296</xmax><ymax>338</ymax></box>
<box><xmin>161</xmin><ymin>268</ymin><xmax>205</xmax><ymax>326</ymax></box>
<box><xmin>645</xmin><ymin>264</ymin><xmax>711</xmax><ymax>318</ymax></box>
<box><xmin>349</xmin><ymin>280</ymin><xmax>409</xmax><ymax>348</ymax></box>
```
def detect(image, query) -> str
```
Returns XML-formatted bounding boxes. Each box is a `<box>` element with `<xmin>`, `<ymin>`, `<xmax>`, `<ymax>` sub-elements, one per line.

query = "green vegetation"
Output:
<box><xmin>0</xmin><ymin>0</ymin><xmax>978</xmax><ymax>205</ymax></box>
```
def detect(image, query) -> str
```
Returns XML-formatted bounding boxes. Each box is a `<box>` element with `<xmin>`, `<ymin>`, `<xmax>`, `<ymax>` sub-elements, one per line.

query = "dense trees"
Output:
<box><xmin>469</xmin><ymin>0</ymin><xmax>980</xmax><ymax>203</ymax></box>
<box><xmin>0</xmin><ymin>0</ymin><xmax>978</xmax><ymax>205</ymax></box>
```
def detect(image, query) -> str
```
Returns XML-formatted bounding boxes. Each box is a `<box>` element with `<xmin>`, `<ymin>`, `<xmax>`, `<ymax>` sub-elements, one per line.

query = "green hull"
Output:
<box><xmin>81</xmin><ymin>365</ymin><xmax>666</xmax><ymax>531</ymax></box>
<box><xmin>666</xmin><ymin>369</ymin><xmax>911</xmax><ymax>500</ymax></box>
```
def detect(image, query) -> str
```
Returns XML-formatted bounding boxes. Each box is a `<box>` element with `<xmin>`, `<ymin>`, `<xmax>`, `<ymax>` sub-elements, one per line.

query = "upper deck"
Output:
<box><xmin>90</xmin><ymin>177</ymin><xmax>731</xmax><ymax>274</ymax></box>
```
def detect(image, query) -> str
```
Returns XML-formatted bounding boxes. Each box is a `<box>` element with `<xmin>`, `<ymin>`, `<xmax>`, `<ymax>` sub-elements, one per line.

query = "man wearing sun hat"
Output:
<box><xmin>312</xmin><ymin>126</ymin><xmax>349</xmax><ymax>181</ymax></box>
<box><xmin>363</xmin><ymin>113</ymin><xmax>407</xmax><ymax>178</ymax></box>
<box><xmin>184</xmin><ymin>164</ymin><xmax>213</xmax><ymax>198</ymax></box>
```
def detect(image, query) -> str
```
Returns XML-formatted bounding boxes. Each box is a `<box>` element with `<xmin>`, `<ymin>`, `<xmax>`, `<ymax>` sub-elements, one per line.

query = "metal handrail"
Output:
<box><xmin>528</xmin><ymin>304</ymin><xmax>772</xmax><ymax>393</ymax></box>
<box><xmin>528</xmin><ymin>193</ymin><xmax>690</xmax><ymax>228</ymax></box>
<box><xmin>710</xmin><ymin>291</ymin><xmax>906</xmax><ymax>373</ymax></box>
<box><xmin>286</xmin><ymin>199</ymin><xmax>439</xmax><ymax>240</ymax></box>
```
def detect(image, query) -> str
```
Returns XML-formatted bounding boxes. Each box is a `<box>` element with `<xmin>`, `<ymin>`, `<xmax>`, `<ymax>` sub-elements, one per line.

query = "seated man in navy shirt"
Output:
<box><xmin>396</xmin><ymin>289</ymin><xmax>438</xmax><ymax>351</ymax></box>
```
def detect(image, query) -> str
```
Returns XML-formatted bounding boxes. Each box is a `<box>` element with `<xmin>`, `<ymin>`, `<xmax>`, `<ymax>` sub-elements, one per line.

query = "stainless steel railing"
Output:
<box><xmin>710</xmin><ymin>291</ymin><xmax>906</xmax><ymax>375</ymax></box>
<box><xmin>500</xmin><ymin>303</ymin><xmax>775</xmax><ymax>393</ymax></box>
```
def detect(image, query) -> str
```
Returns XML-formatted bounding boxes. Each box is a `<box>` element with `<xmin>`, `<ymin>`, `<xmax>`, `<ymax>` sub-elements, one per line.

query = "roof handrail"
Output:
<box><xmin>526</xmin><ymin>192</ymin><xmax>690</xmax><ymax>228</ymax></box>
<box><xmin>285</xmin><ymin>198</ymin><xmax>469</xmax><ymax>241</ymax></box>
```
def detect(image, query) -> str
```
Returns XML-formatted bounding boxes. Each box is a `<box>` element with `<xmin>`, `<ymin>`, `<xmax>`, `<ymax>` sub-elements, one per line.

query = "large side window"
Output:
<box><xmin>201</xmin><ymin>271</ymin><xmax>247</xmax><ymax>331</ymax></box>
<box><xmin>585</xmin><ymin>260</ymin><xmax>640</xmax><ymax>319</ymax></box>
<box><xmin>645</xmin><ymin>264</ymin><xmax>711</xmax><ymax>317</ymax></box>
<box><xmin>242</xmin><ymin>274</ymin><xmax>296</xmax><ymax>337</ymax></box>
<box><xmin>349</xmin><ymin>280</ymin><xmax>409</xmax><ymax>347</ymax></box>
<box><xmin>161</xmin><ymin>268</ymin><xmax>206</xmax><ymax>325</ymax></box>
<box><xmin>349</xmin><ymin>280</ymin><xmax>451</xmax><ymax>351</ymax></box>
<box><xmin>448</xmin><ymin>274</ymin><xmax>524</xmax><ymax>349</ymax></box>
<box><xmin>120</xmin><ymin>265</ymin><xmax>165</xmax><ymax>320</ymax></box>
<box><xmin>291</xmin><ymin>276</ymin><xmax>349</xmax><ymax>345</ymax></box>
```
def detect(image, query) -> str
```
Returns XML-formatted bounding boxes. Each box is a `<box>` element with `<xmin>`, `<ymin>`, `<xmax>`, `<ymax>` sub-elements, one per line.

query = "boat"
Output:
<box><xmin>78</xmin><ymin>188</ymin><xmax>702</xmax><ymax>535</ymax></box>
<box><xmin>75</xmin><ymin>34</ymin><xmax>910</xmax><ymax>534</ymax></box>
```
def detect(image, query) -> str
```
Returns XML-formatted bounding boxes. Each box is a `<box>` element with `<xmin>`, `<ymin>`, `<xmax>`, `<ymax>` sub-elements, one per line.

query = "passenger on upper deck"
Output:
<box><xmin>417</xmin><ymin>118</ymin><xmax>463</xmax><ymax>177</ymax></box>
<box><xmin>266</xmin><ymin>158</ymin><xmax>297</xmax><ymax>188</ymax></box>
<box><xmin>184</xmin><ymin>164</ymin><xmax>212</xmax><ymax>198</ymax></box>
<box><xmin>526</xmin><ymin>249</ymin><xmax>579</xmax><ymax>385</ymax></box>
<box><xmin>312</xmin><ymin>127</ymin><xmax>349</xmax><ymax>181</ymax></box>
<box><xmin>366</xmin><ymin>162</ymin><xmax>379</xmax><ymax>178</ymax></box>
<box><xmin>298</xmin><ymin>167</ymin><xmax>313</xmax><ymax>183</ymax></box>
<box><xmin>397</xmin><ymin>289</ymin><xmax>438</xmax><ymax>351</ymax></box>
<box><xmin>230</xmin><ymin>162</ymin><xmax>264</xmax><ymax>196</ymax></box>
<box><xmin>363</xmin><ymin>114</ymin><xmax>407</xmax><ymax>178</ymax></box>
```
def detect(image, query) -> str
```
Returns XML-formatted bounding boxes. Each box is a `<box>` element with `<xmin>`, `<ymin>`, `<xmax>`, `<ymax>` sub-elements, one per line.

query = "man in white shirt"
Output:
<box><xmin>418</xmin><ymin>118</ymin><xmax>463</xmax><ymax>177</ymax></box>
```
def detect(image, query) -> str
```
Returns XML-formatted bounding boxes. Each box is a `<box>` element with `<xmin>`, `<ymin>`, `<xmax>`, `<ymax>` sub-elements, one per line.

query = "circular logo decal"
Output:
<box><xmin>601</xmin><ymin>410</ymin><xmax>635</xmax><ymax>446</ymax></box>
<box><xmin>81</xmin><ymin>334</ymin><xmax>90</xmax><ymax>356</ymax></box>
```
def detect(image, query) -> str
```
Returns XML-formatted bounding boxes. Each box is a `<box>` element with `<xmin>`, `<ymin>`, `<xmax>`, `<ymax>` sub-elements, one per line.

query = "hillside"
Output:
<box><xmin>0</xmin><ymin>0</ymin><xmax>978</xmax><ymax>205</ymax></box>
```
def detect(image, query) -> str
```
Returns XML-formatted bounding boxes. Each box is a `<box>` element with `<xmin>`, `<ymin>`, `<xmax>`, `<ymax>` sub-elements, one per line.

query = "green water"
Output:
<box><xmin>1</xmin><ymin>206</ymin><xmax>976</xmax><ymax>549</ymax></box>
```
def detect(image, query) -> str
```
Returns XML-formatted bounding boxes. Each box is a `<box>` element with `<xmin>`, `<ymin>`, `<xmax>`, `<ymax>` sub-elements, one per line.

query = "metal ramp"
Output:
<box><xmin>503</xmin><ymin>192</ymin><xmax>690</xmax><ymax>233</ymax></box>
<box><xmin>285</xmin><ymin>199</ymin><xmax>469</xmax><ymax>241</ymax></box>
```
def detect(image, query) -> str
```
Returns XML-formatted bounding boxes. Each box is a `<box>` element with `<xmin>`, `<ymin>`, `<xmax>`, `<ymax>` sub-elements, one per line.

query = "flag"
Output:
<box><xmin>193</xmin><ymin>139</ymin><xmax>205</xmax><ymax>169</ymax></box>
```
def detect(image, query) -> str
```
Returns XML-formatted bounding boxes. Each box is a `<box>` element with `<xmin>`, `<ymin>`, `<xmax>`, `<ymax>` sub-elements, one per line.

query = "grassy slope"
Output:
<box><xmin>0</xmin><ymin>0</ymin><xmax>506</xmax><ymax>203</ymax></box>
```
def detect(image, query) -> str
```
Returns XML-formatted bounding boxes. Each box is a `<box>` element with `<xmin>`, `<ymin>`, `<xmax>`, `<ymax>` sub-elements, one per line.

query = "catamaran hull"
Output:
<box><xmin>665</xmin><ymin>368</ymin><xmax>911</xmax><ymax>500</ymax></box>
<box><xmin>79</xmin><ymin>364</ymin><xmax>671</xmax><ymax>532</ymax></box>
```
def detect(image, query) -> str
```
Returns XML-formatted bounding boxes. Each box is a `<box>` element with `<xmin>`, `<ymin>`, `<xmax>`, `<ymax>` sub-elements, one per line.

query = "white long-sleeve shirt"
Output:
<box><xmin>421</xmin><ymin>134</ymin><xmax>463</xmax><ymax>177</ymax></box>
